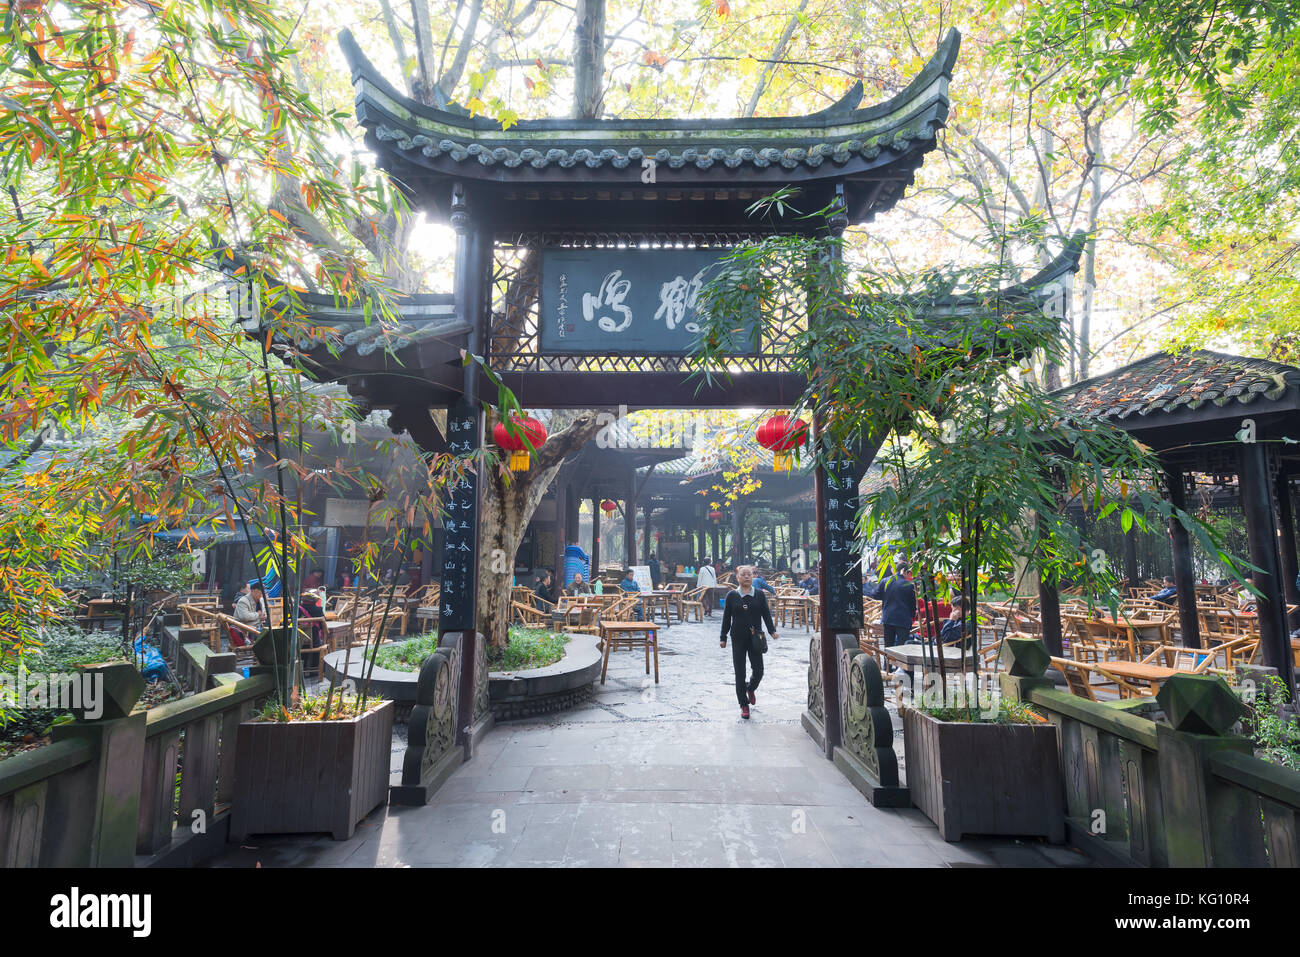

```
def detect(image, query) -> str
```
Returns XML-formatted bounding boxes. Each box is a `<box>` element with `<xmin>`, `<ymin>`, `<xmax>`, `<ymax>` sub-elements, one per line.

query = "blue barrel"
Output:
<box><xmin>563</xmin><ymin>545</ymin><xmax>590</xmax><ymax>590</ymax></box>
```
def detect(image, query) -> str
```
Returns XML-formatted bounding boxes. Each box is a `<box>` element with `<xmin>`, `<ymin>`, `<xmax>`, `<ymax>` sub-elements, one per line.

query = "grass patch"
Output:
<box><xmin>372</xmin><ymin>626</ymin><xmax>570</xmax><ymax>674</ymax></box>
<box><xmin>489</xmin><ymin>627</ymin><xmax>569</xmax><ymax>672</ymax></box>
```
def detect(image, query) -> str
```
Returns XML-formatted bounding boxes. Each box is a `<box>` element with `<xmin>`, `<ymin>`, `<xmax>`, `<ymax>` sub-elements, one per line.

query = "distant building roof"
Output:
<box><xmin>1055</xmin><ymin>350</ymin><xmax>1300</xmax><ymax>422</ymax></box>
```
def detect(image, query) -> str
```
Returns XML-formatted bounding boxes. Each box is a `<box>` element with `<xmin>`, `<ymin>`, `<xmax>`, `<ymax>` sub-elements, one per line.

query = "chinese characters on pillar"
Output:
<box><xmin>821</xmin><ymin>454</ymin><xmax>863</xmax><ymax>631</ymax></box>
<box><xmin>539</xmin><ymin>248</ymin><xmax>760</xmax><ymax>354</ymax></box>
<box><xmin>440</xmin><ymin>398</ymin><xmax>480</xmax><ymax>632</ymax></box>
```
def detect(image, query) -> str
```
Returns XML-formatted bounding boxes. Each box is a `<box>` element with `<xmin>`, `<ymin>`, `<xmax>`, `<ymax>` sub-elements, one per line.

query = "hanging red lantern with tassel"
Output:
<box><xmin>755</xmin><ymin>412</ymin><xmax>808</xmax><ymax>472</ymax></box>
<box><xmin>708</xmin><ymin>510</ymin><xmax>723</xmax><ymax>523</ymax></box>
<box><xmin>600</xmin><ymin>500</ymin><xmax>619</xmax><ymax>514</ymax></box>
<box><xmin>492</xmin><ymin>415</ymin><xmax>547</xmax><ymax>472</ymax></box>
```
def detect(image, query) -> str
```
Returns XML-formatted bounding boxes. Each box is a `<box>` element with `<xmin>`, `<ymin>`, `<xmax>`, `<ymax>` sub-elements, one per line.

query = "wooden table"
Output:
<box><xmin>1090</xmin><ymin>617</ymin><xmax>1170</xmax><ymax>659</ymax></box>
<box><xmin>642</xmin><ymin>592</ymin><xmax>676</xmax><ymax>626</ymax></box>
<box><xmin>883</xmin><ymin>643</ymin><xmax>977</xmax><ymax>671</ymax></box>
<box><xmin>598</xmin><ymin>621</ymin><xmax>660</xmax><ymax>684</ymax></box>
<box><xmin>325</xmin><ymin>620</ymin><xmax>354</xmax><ymax>651</ymax></box>
<box><xmin>1093</xmin><ymin>659</ymin><xmax>1180</xmax><ymax>694</ymax></box>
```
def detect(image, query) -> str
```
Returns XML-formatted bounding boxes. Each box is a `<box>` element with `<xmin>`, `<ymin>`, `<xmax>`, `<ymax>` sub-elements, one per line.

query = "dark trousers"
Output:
<box><xmin>883</xmin><ymin>624</ymin><xmax>910</xmax><ymax>647</ymax></box>
<box><xmin>732</xmin><ymin>634</ymin><xmax>764</xmax><ymax>706</ymax></box>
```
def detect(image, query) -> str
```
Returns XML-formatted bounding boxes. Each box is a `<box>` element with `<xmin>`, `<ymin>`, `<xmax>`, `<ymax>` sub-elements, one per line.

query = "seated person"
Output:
<box><xmin>799</xmin><ymin>571</ymin><xmax>819</xmax><ymax>596</ymax></box>
<box><xmin>938</xmin><ymin>597</ymin><xmax>971</xmax><ymax>649</ymax></box>
<box><xmin>619</xmin><ymin>568</ymin><xmax>644</xmax><ymax>620</ymax></box>
<box><xmin>568</xmin><ymin>572</ymin><xmax>593</xmax><ymax>595</ymax></box>
<box><xmin>751</xmin><ymin>571</ymin><xmax>776</xmax><ymax>596</ymax></box>
<box><xmin>299</xmin><ymin>590</ymin><xmax>327</xmax><ymax>649</ymax></box>
<box><xmin>233</xmin><ymin>580</ymin><xmax>268</xmax><ymax>632</ymax></box>
<box><xmin>1151</xmin><ymin>576</ymin><xmax>1177</xmax><ymax>605</ymax></box>
<box><xmin>534</xmin><ymin>569</ymin><xmax>557</xmax><ymax>606</ymax></box>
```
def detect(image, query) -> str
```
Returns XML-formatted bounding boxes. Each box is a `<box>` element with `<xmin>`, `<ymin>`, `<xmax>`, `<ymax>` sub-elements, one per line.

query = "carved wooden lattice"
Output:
<box><xmin>488</xmin><ymin>231</ymin><xmax>803</xmax><ymax>374</ymax></box>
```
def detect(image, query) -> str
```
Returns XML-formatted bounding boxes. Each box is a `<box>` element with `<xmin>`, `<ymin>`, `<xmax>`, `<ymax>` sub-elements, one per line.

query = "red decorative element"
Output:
<box><xmin>755</xmin><ymin>413</ymin><xmax>808</xmax><ymax>452</ymax></box>
<box><xmin>600</xmin><ymin>500</ymin><xmax>619</xmax><ymax>513</ymax></box>
<box><xmin>708</xmin><ymin>510</ymin><xmax>723</xmax><ymax>522</ymax></box>
<box><xmin>756</xmin><ymin>413</ymin><xmax>808</xmax><ymax>471</ymax></box>
<box><xmin>492</xmin><ymin>415</ymin><xmax>547</xmax><ymax>471</ymax></box>
<box><xmin>492</xmin><ymin>415</ymin><xmax>547</xmax><ymax>452</ymax></box>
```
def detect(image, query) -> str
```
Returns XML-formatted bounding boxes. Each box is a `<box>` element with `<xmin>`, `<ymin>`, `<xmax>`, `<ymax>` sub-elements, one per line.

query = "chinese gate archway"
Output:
<box><xmin>294</xmin><ymin>27</ymin><xmax>1083</xmax><ymax>806</ymax></box>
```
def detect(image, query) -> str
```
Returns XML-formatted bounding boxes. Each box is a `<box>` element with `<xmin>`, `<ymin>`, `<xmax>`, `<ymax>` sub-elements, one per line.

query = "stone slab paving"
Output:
<box><xmin>207</xmin><ymin>615</ymin><xmax>1092</xmax><ymax>868</ymax></box>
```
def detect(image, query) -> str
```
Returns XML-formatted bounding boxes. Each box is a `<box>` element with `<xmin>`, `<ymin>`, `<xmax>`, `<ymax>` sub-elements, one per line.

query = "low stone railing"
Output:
<box><xmin>1001</xmin><ymin>638</ymin><xmax>1300</xmax><ymax>867</ymax></box>
<box><xmin>0</xmin><ymin>662</ymin><xmax>273</xmax><ymax>867</ymax></box>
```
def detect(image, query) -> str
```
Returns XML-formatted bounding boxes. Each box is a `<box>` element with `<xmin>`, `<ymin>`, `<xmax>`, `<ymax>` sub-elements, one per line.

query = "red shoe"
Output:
<box><xmin>747</xmin><ymin>690</ymin><xmax>756</xmax><ymax>705</ymax></box>
<box><xmin>741</xmin><ymin>705</ymin><xmax>750</xmax><ymax>719</ymax></box>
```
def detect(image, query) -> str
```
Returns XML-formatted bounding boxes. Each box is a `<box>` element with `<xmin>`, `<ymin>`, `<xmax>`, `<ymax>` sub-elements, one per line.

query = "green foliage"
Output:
<box><xmin>19</xmin><ymin>624</ymin><xmax>123</xmax><ymax>674</ymax></box>
<box><xmin>917</xmin><ymin>696</ymin><xmax>1047</xmax><ymax>726</ymax></box>
<box><xmin>372</xmin><ymin>631</ymin><xmax>443</xmax><ymax>673</ymax></box>
<box><xmin>1241</xmin><ymin>674</ymin><xmax>1300</xmax><ymax>770</ymax></box>
<box><xmin>254</xmin><ymin>690</ymin><xmax>385</xmax><ymax>722</ymax></box>
<box><xmin>490</xmin><ymin>627</ymin><xmax>570</xmax><ymax>672</ymax></box>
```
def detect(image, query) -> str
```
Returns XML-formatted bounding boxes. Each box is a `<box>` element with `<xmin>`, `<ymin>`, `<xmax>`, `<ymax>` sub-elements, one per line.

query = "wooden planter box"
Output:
<box><xmin>902</xmin><ymin>704</ymin><xmax>1064</xmax><ymax>843</ymax></box>
<box><xmin>230</xmin><ymin>699</ymin><xmax>393</xmax><ymax>841</ymax></box>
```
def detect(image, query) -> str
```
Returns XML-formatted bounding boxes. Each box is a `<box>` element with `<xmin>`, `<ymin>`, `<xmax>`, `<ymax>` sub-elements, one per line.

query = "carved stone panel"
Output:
<box><xmin>836</xmin><ymin>634</ymin><xmax>898</xmax><ymax>788</ymax></box>
<box><xmin>807</xmin><ymin>634</ymin><xmax>823</xmax><ymax>721</ymax></box>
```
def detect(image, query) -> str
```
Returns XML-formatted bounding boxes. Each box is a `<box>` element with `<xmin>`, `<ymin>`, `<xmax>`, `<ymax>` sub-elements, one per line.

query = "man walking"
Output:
<box><xmin>720</xmin><ymin>565</ymin><xmax>779</xmax><ymax>719</ymax></box>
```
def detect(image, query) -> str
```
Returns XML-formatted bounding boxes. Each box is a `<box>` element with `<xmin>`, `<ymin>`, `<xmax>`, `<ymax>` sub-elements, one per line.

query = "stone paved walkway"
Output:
<box><xmin>207</xmin><ymin>616</ymin><xmax>1092</xmax><ymax>867</ymax></box>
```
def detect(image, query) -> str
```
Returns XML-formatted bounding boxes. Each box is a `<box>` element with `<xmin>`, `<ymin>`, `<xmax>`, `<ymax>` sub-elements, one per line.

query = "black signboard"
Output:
<box><xmin>821</xmin><ymin>452</ymin><xmax>864</xmax><ymax>631</ymax></box>
<box><xmin>439</xmin><ymin>398</ymin><xmax>480</xmax><ymax>632</ymax></box>
<box><xmin>538</xmin><ymin>247</ymin><xmax>761</xmax><ymax>355</ymax></box>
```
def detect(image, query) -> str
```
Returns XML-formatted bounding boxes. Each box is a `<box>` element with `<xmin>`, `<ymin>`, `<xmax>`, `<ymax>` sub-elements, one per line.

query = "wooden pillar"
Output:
<box><xmin>566</xmin><ymin>487</ymin><xmax>580</xmax><ymax>547</ymax></box>
<box><xmin>1274</xmin><ymin>472</ymin><xmax>1300</xmax><ymax>629</ymax></box>
<box><xmin>642</xmin><ymin>502</ymin><xmax>651</xmax><ymax>562</ymax></box>
<box><xmin>553</xmin><ymin>482</ymin><xmax>567</xmax><ymax>585</ymax></box>
<box><xmin>711</xmin><ymin>527</ymin><xmax>720</xmax><ymax>563</ymax></box>
<box><xmin>624</xmin><ymin>494</ymin><xmax>636</xmax><ymax>567</ymax></box>
<box><xmin>1124</xmin><ymin>526</ymin><xmax>1140</xmax><ymax>593</ymax></box>
<box><xmin>1239</xmin><ymin>443</ymin><xmax>1295</xmax><ymax>688</ymax></box>
<box><xmin>1038</xmin><ymin>571</ymin><xmax>1063</xmax><ymax>657</ymax></box>
<box><xmin>1165</xmin><ymin>465</ymin><xmax>1201</xmax><ymax>650</ymax></box>
<box><xmin>731</xmin><ymin>506</ymin><xmax>745</xmax><ymax>566</ymax></box>
<box><xmin>590</xmin><ymin>496</ymin><xmax>600</xmax><ymax>577</ymax></box>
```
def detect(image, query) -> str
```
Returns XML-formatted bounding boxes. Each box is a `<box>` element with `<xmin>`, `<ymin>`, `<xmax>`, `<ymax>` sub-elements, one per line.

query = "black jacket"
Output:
<box><xmin>868</xmin><ymin>574</ymin><xmax>916</xmax><ymax>627</ymax></box>
<box><xmin>534</xmin><ymin>580</ymin><xmax>557</xmax><ymax>605</ymax></box>
<box><xmin>720</xmin><ymin>588</ymin><xmax>776</xmax><ymax>646</ymax></box>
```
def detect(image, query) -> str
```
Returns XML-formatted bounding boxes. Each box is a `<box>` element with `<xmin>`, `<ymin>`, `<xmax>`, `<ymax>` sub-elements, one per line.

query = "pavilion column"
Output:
<box><xmin>642</xmin><ymin>503</ymin><xmax>652</xmax><ymax>562</ymax></box>
<box><xmin>566</xmin><ymin>488</ymin><xmax>580</xmax><ymax>549</ymax></box>
<box><xmin>1239</xmin><ymin>443</ymin><xmax>1295</xmax><ymax>688</ymax></box>
<box><xmin>1164</xmin><ymin>465</ymin><xmax>1201</xmax><ymax>650</ymax></box>
<box><xmin>590</xmin><ymin>496</ymin><xmax>601</xmax><ymax>578</ymax></box>
<box><xmin>624</xmin><ymin>496</ymin><xmax>636</xmax><ymax>568</ymax></box>
<box><xmin>553</xmin><ymin>482</ymin><xmax>568</xmax><ymax>586</ymax></box>
<box><xmin>1274</xmin><ymin>472</ymin><xmax>1300</xmax><ymax>629</ymax></box>
<box><xmin>731</xmin><ymin>506</ymin><xmax>746</xmax><ymax>566</ymax></box>
<box><xmin>1038</xmin><ymin>570</ymin><xmax>1063</xmax><ymax>657</ymax></box>
<box><xmin>1124</xmin><ymin>526</ymin><xmax>1140</xmax><ymax>593</ymax></box>
<box><xmin>711</xmin><ymin>527</ymin><xmax>720</xmax><ymax>563</ymax></box>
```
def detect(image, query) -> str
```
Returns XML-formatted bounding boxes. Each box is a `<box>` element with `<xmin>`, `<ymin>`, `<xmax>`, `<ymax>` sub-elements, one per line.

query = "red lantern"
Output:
<box><xmin>755</xmin><ymin>412</ymin><xmax>808</xmax><ymax>472</ymax></box>
<box><xmin>492</xmin><ymin>415</ymin><xmax>547</xmax><ymax>471</ymax></box>
<box><xmin>708</xmin><ymin>510</ymin><xmax>723</xmax><ymax>523</ymax></box>
<box><xmin>600</xmin><ymin>500</ymin><xmax>619</xmax><ymax>514</ymax></box>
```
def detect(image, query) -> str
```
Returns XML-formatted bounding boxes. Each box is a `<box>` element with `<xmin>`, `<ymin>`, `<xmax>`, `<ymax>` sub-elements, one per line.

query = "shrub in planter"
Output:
<box><xmin>230</xmin><ymin>694</ymin><xmax>394</xmax><ymax>841</ymax></box>
<box><xmin>901</xmin><ymin>694</ymin><xmax>1063</xmax><ymax>843</ymax></box>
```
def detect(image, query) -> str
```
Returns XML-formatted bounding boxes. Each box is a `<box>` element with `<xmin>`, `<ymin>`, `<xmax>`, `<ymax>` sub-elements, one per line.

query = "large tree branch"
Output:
<box><xmin>742</xmin><ymin>0</ymin><xmax>809</xmax><ymax>118</ymax></box>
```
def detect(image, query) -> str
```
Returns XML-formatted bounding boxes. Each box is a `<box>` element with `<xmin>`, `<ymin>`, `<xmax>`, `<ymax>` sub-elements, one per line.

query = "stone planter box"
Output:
<box><xmin>229</xmin><ymin>699</ymin><xmax>393</xmax><ymax>841</ymax></box>
<box><xmin>901</xmin><ymin>704</ymin><xmax>1064</xmax><ymax>843</ymax></box>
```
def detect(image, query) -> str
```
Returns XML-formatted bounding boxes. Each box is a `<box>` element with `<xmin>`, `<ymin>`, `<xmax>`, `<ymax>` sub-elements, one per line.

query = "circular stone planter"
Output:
<box><xmin>489</xmin><ymin>632</ymin><xmax>602</xmax><ymax>721</ymax></box>
<box><xmin>323</xmin><ymin>633</ymin><xmax>602</xmax><ymax>722</ymax></box>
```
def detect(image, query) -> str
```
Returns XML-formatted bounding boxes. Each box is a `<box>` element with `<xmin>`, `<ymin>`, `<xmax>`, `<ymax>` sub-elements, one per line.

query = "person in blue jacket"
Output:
<box><xmin>867</xmin><ymin>563</ymin><xmax>916</xmax><ymax>654</ymax></box>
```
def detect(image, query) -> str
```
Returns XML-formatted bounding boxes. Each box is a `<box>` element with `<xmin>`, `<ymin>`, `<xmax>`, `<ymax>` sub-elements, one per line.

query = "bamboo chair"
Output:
<box><xmin>679</xmin><ymin>587</ymin><xmax>706</xmax><ymax>623</ymax></box>
<box><xmin>511</xmin><ymin>600</ymin><xmax>553</xmax><ymax>627</ymax></box>
<box><xmin>1051</xmin><ymin>656</ymin><xmax>1100</xmax><ymax>702</ymax></box>
<box><xmin>1140</xmin><ymin>643</ymin><xmax>1218</xmax><ymax>674</ymax></box>
<box><xmin>217</xmin><ymin>614</ymin><xmax>261</xmax><ymax>668</ymax></box>
<box><xmin>180</xmin><ymin>605</ymin><xmax>223</xmax><ymax>652</ymax></box>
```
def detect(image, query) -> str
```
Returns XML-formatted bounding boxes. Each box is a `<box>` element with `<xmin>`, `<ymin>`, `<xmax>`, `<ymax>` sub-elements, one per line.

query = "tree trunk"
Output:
<box><xmin>476</xmin><ymin>411</ymin><xmax>605</xmax><ymax>648</ymax></box>
<box><xmin>572</xmin><ymin>0</ymin><xmax>606</xmax><ymax>120</ymax></box>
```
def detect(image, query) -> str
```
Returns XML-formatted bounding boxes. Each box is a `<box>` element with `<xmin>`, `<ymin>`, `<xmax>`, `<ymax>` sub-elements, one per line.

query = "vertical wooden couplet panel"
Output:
<box><xmin>814</xmin><ymin>431</ymin><xmax>866</xmax><ymax>758</ymax></box>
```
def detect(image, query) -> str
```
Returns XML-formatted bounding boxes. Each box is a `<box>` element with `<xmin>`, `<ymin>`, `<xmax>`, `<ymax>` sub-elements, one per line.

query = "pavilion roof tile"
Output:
<box><xmin>1054</xmin><ymin>350</ymin><xmax>1300</xmax><ymax>422</ymax></box>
